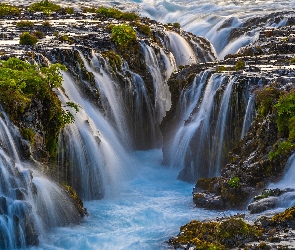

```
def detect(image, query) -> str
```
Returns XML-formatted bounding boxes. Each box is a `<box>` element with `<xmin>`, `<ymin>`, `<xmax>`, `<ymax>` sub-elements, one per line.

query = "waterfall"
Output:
<box><xmin>0</xmin><ymin>111</ymin><xmax>81</xmax><ymax>249</ymax></box>
<box><xmin>164</xmin><ymin>71</ymin><xmax>250</xmax><ymax>181</ymax></box>
<box><xmin>141</xmin><ymin>43</ymin><xmax>175</xmax><ymax>123</ymax></box>
<box><xmin>241</xmin><ymin>95</ymin><xmax>256</xmax><ymax>139</ymax></box>
<box><xmin>268</xmin><ymin>154</ymin><xmax>295</xmax><ymax>209</ymax></box>
<box><xmin>164</xmin><ymin>31</ymin><xmax>198</xmax><ymax>66</ymax></box>
<box><xmin>168</xmin><ymin>73</ymin><xmax>225</xmax><ymax>177</ymax></box>
<box><xmin>58</xmin><ymin>72</ymin><xmax>135</xmax><ymax>199</ymax></box>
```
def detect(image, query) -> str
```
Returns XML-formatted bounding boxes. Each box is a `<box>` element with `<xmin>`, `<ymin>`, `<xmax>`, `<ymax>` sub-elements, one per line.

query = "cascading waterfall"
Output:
<box><xmin>166</xmin><ymin>71</ymin><xmax>254</xmax><ymax>181</ymax></box>
<box><xmin>164</xmin><ymin>31</ymin><xmax>198</xmax><ymax>66</ymax></box>
<box><xmin>209</xmin><ymin>76</ymin><xmax>235</xmax><ymax>177</ymax></box>
<box><xmin>0</xmin><ymin>111</ymin><xmax>81</xmax><ymax>249</ymax></box>
<box><xmin>58</xmin><ymin>72</ymin><xmax>135</xmax><ymax>199</ymax></box>
<box><xmin>267</xmin><ymin>154</ymin><xmax>295</xmax><ymax>209</ymax></box>
<box><xmin>168</xmin><ymin>73</ymin><xmax>226</xmax><ymax>178</ymax></box>
<box><xmin>241</xmin><ymin>95</ymin><xmax>256</xmax><ymax>139</ymax></box>
<box><xmin>141</xmin><ymin>42</ymin><xmax>175</xmax><ymax>123</ymax></box>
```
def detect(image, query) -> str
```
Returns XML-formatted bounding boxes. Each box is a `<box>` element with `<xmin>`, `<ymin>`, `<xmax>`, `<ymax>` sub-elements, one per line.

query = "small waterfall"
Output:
<box><xmin>164</xmin><ymin>31</ymin><xmax>198</xmax><ymax>66</ymax></box>
<box><xmin>241</xmin><ymin>95</ymin><xmax>256</xmax><ymax>139</ymax></box>
<box><xmin>141</xmin><ymin>43</ymin><xmax>174</xmax><ymax>123</ymax></box>
<box><xmin>268</xmin><ymin>154</ymin><xmax>295</xmax><ymax>209</ymax></box>
<box><xmin>0</xmin><ymin>112</ymin><xmax>81</xmax><ymax>249</ymax></box>
<box><xmin>168</xmin><ymin>73</ymin><xmax>226</xmax><ymax>176</ymax></box>
<box><xmin>78</xmin><ymin>50</ymin><xmax>132</xmax><ymax>149</ymax></box>
<box><xmin>165</xmin><ymin>71</ymin><xmax>250</xmax><ymax>181</ymax></box>
<box><xmin>209</xmin><ymin>77</ymin><xmax>235</xmax><ymax>176</ymax></box>
<box><xmin>58</xmin><ymin>72</ymin><xmax>135</xmax><ymax>199</ymax></box>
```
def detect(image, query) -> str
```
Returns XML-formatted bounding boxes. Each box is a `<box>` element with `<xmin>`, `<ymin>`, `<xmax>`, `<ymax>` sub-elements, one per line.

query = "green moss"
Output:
<box><xmin>255</xmin><ymin>86</ymin><xmax>281</xmax><ymax>117</ymax></box>
<box><xmin>227</xmin><ymin>177</ymin><xmax>240</xmax><ymax>188</ymax></box>
<box><xmin>271</xmin><ymin>206</ymin><xmax>295</xmax><ymax>224</ymax></box>
<box><xmin>111</xmin><ymin>24</ymin><xmax>137</xmax><ymax>47</ymax></box>
<box><xmin>16</xmin><ymin>20</ymin><xmax>34</xmax><ymax>28</ymax></box>
<box><xmin>173</xmin><ymin>22</ymin><xmax>181</xmax><ymax>29</ymax></box>
<box><xmin>32</xmin><ymin>30</ymin><xmax>45</xmax><ymax>39</ymax></box>
<box><xmin>19</xmin><ymin>32</ymin><xmax>38</xmax><ymax>45</ymax></box>
<box><xmin>275</xmin><ymin>89</ymin><xmax>295</xmax><ymax>138</ymax></box>
<box><xmin>64</xmin><ymin>185</ymin><xmax>85</xmax><ymax>217</ymax></box>
<box><xmin>235</xmin><ymin>60</ymin><xmax>245</xmax><ymax>71</ymax></box>
<box><xmin>0</xmin><ymin>3</ymin><xmax>20</xmax><ymax>17</ymax></box>
<box><xmin>28</xmin><ymin>0</ymin><xmax>61</xmax><ymax>15</ymax></box>
<box><xmin>216</xmin><ymin>66</ymin><xmax>228</xmax><ymax>73</ymax></box>
<box><xmin>59</xmin><ymin>35</ymin><xmax>74</xmax><ymax>44</ymax></box>
<box><xmin>290</xmin><ymin>57</ymin><xmax>295</xmax><ymax>64</ymax></box>
<box><xmin>20</xmin><ymin>127</ymin><xmax>35</xmax><ymax>143</ymax></box>
<box><xmin>101</xmin><ymin>50</ymin><xmax>122</xmax><ymax>71</ymax></box>
<box><xmin>170</xmin><ymin>218</ymin><xmax>261</xmax><ymax>249</ymax></box>
<box><xmin>136</xmin><ymin>24</ymin><xmax>152</xmax><ymax>37</ymax></box>
<box><xmin>268</xmin><ymin>141</ymin><xmax>295</xmax><ymax>161</ymax></box>
<box><xmin>96</xmin><ymin>6</ymin><xmax>139</xmax><ymax>21</ymax></box>
<box><xmin>64</xmin><ymin>7</ymin><xmax>74</xmax><ymax>14</ymax></box>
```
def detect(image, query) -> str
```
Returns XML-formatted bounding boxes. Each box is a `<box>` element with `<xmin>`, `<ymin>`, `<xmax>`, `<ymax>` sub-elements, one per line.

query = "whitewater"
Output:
<box><xmin>8</xmin><ymin>0</ymin><xmax>295</xmax><ymax>58</ymax></box>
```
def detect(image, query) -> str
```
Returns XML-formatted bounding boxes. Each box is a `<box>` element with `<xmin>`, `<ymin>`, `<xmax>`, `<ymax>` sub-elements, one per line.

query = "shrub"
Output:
<box><xmin>0</xmin><ymin>58</ymin><xmax>71</xmax><ymax>158</ymax></box>
<box><xmin>28</xmin><ymin>0</ymin><xmax>61</xmax><ymax>14</ymax></box>
<box><xmin>0</xmin><ymin>3</ymin><xmax>20</xmax><ymax>17</ymax></box>
<box><xmin>16</xmin><ymin>20</ymin><xmax>34</xmax><ymax>28</ymax></box>
<box><xmin>19</xmin><ymin>32</ymin><xmax>38</xmax><ymax>45</ymax></box>
<box><xmin>111</xmin><ymin>24</ymin><xmax>137</xmax><ymax>47</ymax></box>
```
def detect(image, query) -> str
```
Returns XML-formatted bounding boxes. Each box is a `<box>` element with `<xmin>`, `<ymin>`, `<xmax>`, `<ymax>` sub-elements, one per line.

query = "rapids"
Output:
<box><xmin>7</xmin><ymin>0</ymin><xmax>295</xmax><ymax>58</ymax></box>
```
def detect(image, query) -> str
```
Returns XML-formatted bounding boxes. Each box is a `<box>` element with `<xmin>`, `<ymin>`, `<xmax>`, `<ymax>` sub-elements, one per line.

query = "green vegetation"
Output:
<box><xmin>59</xmin><ymin>35</ymin><xmax>74</xmax><ymax>44</ymax></box>
<box><xmin>170</xmin><ymin>218</ymin><xmax>261</xmax><ymax>249</ymax></box>
<box><xmin>235</xmin><ymin>60</ymin><xmax>245</xmax><ymax>71</ymax></box>
<box><xmin>28</xmin><ymin>0</ymin><xmax>61</xmax><ymax>15</ymax></box>
<box><xmin>96</xmin><ymin>6</ymin><xmax>139</xmax><ymax>21</ymax></box>
<box><xmin>255</xmin><ymin>86</ymin><xmax>281</xmax><ymax>117</ymax></box>
<box><xmin>268</xmin><ymin>141</ymin><xmax>295</xmax><ymax>161</ymax></box>
<box><xmin>66</xmin><ymin>102</ymin><xmax>79</xmax><ymax>113</ymax></box>
<box><xmin>173</xmin><ymin>22</ymin><xmax>181</xmax><ymax>29</ymax></box>
<box><xmin>290</xmin><ymin>57</ymin><xmax>295</xmax><ymax>63</ymax></box>
<box><xmin>32</xmin><ymin>30</ymin><xmax>45</xmax><ymax>39</ymax></box>
<box><xmin>111</xmin><ymin>24</ymin><xmax>137</xmax><ymax>47</ymax></box>
<box><xmin>82</xmin><ymin>6</ymin><xmax>139</xmax><ymax>21</ymax></box>
<box><xmin>42</xmin><ymin>20</ymin><xmax>51</xmax><ymax>27</ymax></box>
<box><xmin>228</xmin><ymin>177</ymin><xmax>240</xmax><ymax>188</ymax></box>
<box><xmin>216</xmin><ymin>65</ymin><xmax>228</xmax><ymax>73</ymax></box>
<box><xmin>102</xmin><ymin>50</ymin><xmax>122</xmax><ymax>71</ymax></box>
<box><xmin>275</xmin><ymin>90</ymin><xmax>295</xmax><ymax>139</ymax></box>
<box><xmin>64</xmin><ymin>7</ymin><xmax>74</xmax><ymax>14</ymax></box>
<box><xmin>0</xmin><ymin>58</ymin><xmax>72</xmax><ymax>158</ymax></box>
<box><xmin>20</xmin><ymin>127</ymin><xmax>35</xmax><ymax>143</ymax></box>
<box><xmin>16</xmin><ymin>20</ymin><xmax>34</xmax><ymax>28</ymax></box>
<box><xmin>0</xmin><ymin>3</ymin><xmax>20</xmax><ymax>17</ymax></box>
<box><xmin>136</xmin><ymin>24</ymin><xmax>152</xmax><ymax>37</ymax></box>
<box><xmin>19</xmin><ymin>32</ymin><xmax>38</xmax><ymax>45</ymax></box>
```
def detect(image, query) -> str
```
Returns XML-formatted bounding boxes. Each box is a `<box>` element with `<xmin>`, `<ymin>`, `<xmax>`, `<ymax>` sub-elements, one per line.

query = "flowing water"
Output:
<box><xmin>2</xmin><ymin>0</ymin><xmax>295</xmax><ymax>249</ymax></box>
<box><xmin>8</xmin><ymin>0</ymin><xmax>295</xmax><ymax>58</ymax></box>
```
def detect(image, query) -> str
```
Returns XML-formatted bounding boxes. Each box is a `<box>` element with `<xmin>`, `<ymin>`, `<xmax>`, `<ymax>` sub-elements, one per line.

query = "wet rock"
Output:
<box><xmin>248</xmin><ymin>197</ymin><xmax>279</xmax><ymax>214</ymax></box>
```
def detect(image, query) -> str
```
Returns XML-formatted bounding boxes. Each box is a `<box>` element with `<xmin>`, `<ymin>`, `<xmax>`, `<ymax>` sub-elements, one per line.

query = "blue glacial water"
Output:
<box><xmin>27</xmin><ymin>150</ymin><xmax>232</xmax><ymax>250</ymax></box>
